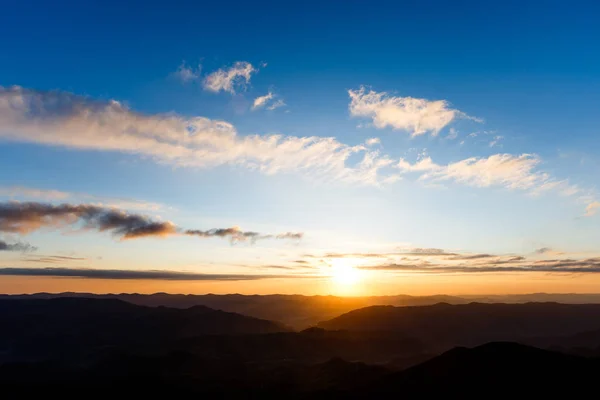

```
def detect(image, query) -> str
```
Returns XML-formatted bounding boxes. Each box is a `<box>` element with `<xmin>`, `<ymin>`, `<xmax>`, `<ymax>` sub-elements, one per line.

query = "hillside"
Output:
<box><xmin>318</xmin><ymin>302</ymin><xmax>600</xmax><ymax>349</ymax></box>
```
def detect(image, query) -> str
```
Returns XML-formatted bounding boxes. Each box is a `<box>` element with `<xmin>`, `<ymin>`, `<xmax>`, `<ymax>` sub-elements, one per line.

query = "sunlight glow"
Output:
<box><xmin>329</xmin><ymin>258</ymin><xmax>362</xmax><ymax>286</ymax></box>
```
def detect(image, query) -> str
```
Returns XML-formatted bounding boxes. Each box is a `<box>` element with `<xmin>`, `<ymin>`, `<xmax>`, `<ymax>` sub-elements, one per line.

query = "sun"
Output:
<box><xmin>329</xmin><ymin>258</ymin><xmax>362</xmax><ymax>286</ymax></box>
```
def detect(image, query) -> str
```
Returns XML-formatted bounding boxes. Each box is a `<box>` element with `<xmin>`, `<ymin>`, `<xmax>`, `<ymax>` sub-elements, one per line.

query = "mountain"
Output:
<box><xmin>0</xmin><ymin>292</ymin><xmax>469</xmax><ymax>329</ymax></box>
<box><xmin>3</xmin><ymin>343</ymin><xmax>599</xmax><ymax>397</ymax></box>
<box><xmin>363</xmin><ymin>342</ymin><xmax>600</xmax><ymax>397</ymax></box>
<box><xmin>0</xmin><ymin>298</ymin><xmax>287</xmax><ymax>362</ymax></box>
<box><xmin>318</xmin><ymin>302</ymin><xmax>600</xmax><ymax>350</ymax></box>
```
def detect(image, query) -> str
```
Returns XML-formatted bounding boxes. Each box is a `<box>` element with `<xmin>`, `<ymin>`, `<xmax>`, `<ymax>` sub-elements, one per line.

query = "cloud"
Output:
<box><xmin>397</xmin><ymin>153</ymin><xmax>583</xmax><ymax>197</ymax></box>
<box><xmin>402</xmin><ymin>248</ymin><xmax>456</xmax><ymax>256</ymax></box>
<box><xmin>267</xmin><ymin>99</ymin><xmax>286</xmax><ymax>110</ymax></box>
<box><xmin>24</xmin><ymin>255</ymin><xmax>86</xmax><ymax>263</ymax></box>
<box><xmin>348</xmin><ymin>86</ymin><xmax>480</xmax><ymax>136</ymax></box>
<box><xmin>0</xmin><ymin>201</ymin><xmax>177</xmax><ymax>240</ymax></box>
<box><xmin>0</xmin><ymin>201</ymin><xmax>304</xmax><ymax>245</ymax></box>
<box><xmin>0</xmin><ymin>185</ymin><xmax>162</xmax><ymax>211</ymax></box>
<box><xmin>0</xmin><ymin>239</ymin><xmax>36</xmax><ymax>252</ymax></box>
<box><xmin>252</xmin><ymin>92</ymin><xmax>286</xmax><ymax>111</ymax></box>
<box><xmin>365</xmin><ymin>138</ymin><xmax>381</xmax><ymax>146</ymax></box>
<box><xmin>252</xmin><ymin>92</ymin><xmax>274</xmax><ymax>110</ymax></box>
<box><xmin>489</xmin><ymin>135</ymin><xmax>504</xmax><ymax>148</ymax></box>
<box><xmin>585</xmin><ymin>201</ymin><xmax>600</xmax><ymax>216</ymax></box>
<box><xmin>358</xmin><ymin>254</ymin><xmax>600</xmax><ymax>274</ymax></box>
<box><xmin>203</xmin><ymin>61</ymin><xmax>256</xmax><ymax>94</ymax></box>
<box><xmin>185</xmin><ymin>227</ymin><xmax>303</xmax><ymax>244</ymax></box>
<box><xmin>447</xmin><ymin>128</ymin><xmax>458</xmax><ymax>140</ymax></box>
<box><xmin>173</xmin><ymin>62</ymin><xmax>200</xmax><ymax>83</ymax></box>
<box><xmin>0</xmin><ymin>86</ymin><xmax>395</xmax><ymax>186</ymax></box>
<box><xmin>0</xmin><ymin>267</ymin><xmax>293</xmax><ymax>280</ymax></box>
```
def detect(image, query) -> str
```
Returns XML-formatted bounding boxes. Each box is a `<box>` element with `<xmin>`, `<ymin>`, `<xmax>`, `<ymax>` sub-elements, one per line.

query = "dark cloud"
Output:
<box><xmin>185</xmin><ymin>227</ymin><xmax>261</xmax><ymax>243</ymax></box>
<box><xmin>0</xmin><ymin>239</ymin><xmax>37</xmax><ymax>252</ymax></box>
<box><xmin>0</xmin><ymin>267</ymin><xmax>296</xmax><ymax>280</ymax></box>
<box><xmin>401</xmin><ymin>248</ymin><xmax>458</xmax><ymax>256</ymax></box>
<box><xmin>536</xmin><ymin>247</ymin><xmax>553</xmax><ymax>254</ymax></box>
<box><xmin>23</xmin><ymin>255</ymin><xmax>87</xmax><ymax>264</ymax></box>
<box><xmin>185</xmin><ymin>227</ymin><xmax>303</xmax><ymax>244</ymax></box>
<box><xmin>0</xmin><ymin>201</ymin><xmax>303</xmax><ymax>244</ymax></box>
<box><xmin>446</xmin><ymin>254</ymin><xmax>495</xmax><ymax>260</ymax></box>
<box><xmin>359</xmin><ymin>257</ymin><xmax>600</xmax><ymax>274</ymax></box>
<box><xmin>0</xmin><ymin>202</ymin><xmax>176</xmax><ymax>239</ymax></box>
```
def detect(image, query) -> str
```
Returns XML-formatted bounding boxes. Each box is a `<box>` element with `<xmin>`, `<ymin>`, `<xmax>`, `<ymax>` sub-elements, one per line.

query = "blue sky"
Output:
<box><xmin>0</xmin><ymin>0</ymin><xmax>599</xmax><ymax>295</ymax></box>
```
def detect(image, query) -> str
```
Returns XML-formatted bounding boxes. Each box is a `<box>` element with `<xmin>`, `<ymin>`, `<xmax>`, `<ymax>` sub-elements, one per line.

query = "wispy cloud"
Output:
<box><xmin>185</xmin><ymin>227</ymin><xmax>303</xmax><ymax>244</ymax></box>
<box><xmin>348</xmin><ymin>86</ymin><xmax>481</xmax><ymax>136</ymax></box>
<box><xmin>585</xmin><ymin>201</ymin><xmax>600</xmax><ymax>216</ymax></box>
<box><xmin>173</xmin><ymin>61</ymin><xmax>201</xmax><ymax>83</ymax></box>
<box><xmin>0</xmin><ymin>267</ymin><xmax>295</xmax><ymax>280</ymax></box>
<box><xmin>365</xmin><ymin>137</ymin><xmax>381</xmax><ymax>146</ymax></box>
<box><xmin>447</xmin><ymin>127</ymin><xmax>459</xmax><ymax>140</ymax></box>
<box><xmin>489</xmin><ymin>135</ymin><xmax>504</xmax><ymax>148</ymax></box>
<box><xmin>23</xmin><ymin>255</ymin><xmax>86</xmax><ymax>263</ymax></box>
<box><xmin>203</xmin><ymin>61</ymin><xmax>256</xmax><ymax>94</ymax></box>
<box><xmin>397</xmin><ymin>153</ymin><xmax>582</xmax><ymax>197</ymax></box>
<box><xmin>252</xmin><ymin>92</ymin><xmax>286</xmax><ymax>111</ymax></box>
<box><xmin>252</xmin><ymin>92</ymin><xmax>274</xmax><ymax>110</ymax></box>
<box><xmin>0</xmin><ymin>86</ymin><xmax>395</xmax><ymax>186</ymax></box>
<box><xmin>267</xmin><ymin>99</ymin><xmax>286</xmax><ymax>110</ymax></box>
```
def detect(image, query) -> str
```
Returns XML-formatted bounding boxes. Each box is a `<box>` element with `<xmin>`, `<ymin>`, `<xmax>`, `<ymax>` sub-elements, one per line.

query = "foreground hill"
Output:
<box><xmin>3</xmin><ymin>343</ymin><xmax>599</xmax><ymax>397</ymax></box>
<box><xmin>318</xmin><ymin>302</ymin><xmax>600</xmax><ymax>350</ymax></box>
<box><xmin>362</xmin><ymin>342</ymin><xmax>600</xmax><ymax>397</ymax></box>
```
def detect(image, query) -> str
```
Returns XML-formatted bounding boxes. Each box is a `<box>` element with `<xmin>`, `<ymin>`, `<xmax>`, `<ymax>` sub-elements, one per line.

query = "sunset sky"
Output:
<box><xmin>1</xmin><ymin>0</ymin><xmax>600</xmax><ymax>295</ymax></box>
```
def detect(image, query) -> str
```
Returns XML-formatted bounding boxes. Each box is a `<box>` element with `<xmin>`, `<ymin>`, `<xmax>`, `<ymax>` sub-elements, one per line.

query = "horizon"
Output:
<box><xmin>2</xmin><ymin>0</ymin><xmax>600</xmax><ymax>296</ymax></box>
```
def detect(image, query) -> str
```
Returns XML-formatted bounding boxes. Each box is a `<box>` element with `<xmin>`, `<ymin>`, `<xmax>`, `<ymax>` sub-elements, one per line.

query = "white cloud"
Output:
<box><xmin>252</xmin><ymin>92</ymin><xmax>275</xmax><ymax>110</ymax></box>
<box><xmin>252</xmin><ymin>92</ymin><xmax>285</xmax><ymax>111</ymax></box>
<box><xmin>397</xmin><ymin>153</ymin><xmax>582</xmax><ymax>197</ymax></box>
<box><xmin>348</xmin><ymin>86</ymin><xmax>480</xmax><ymax>136</ymax></box>
<box><xmin>489</xmin><ymin>135</ymin><xmax>504</xmax><ymax>147</ymax></box>
<box><xmin>0</xmin><ymin>86</ymin><xmax>395</xmax><ymax>186</ymax></box>
<box><xmin>267</xmin><ymin>99</ymin><xmax>286</xmax><ymax>111</ymax></box>
<box><xmin>585</xmin><ymin>202</ymin><xmax>600</xmax><ymax>217</ymax></box>
<box><xmin>365</xmin><ymin>138</ymin><xmax>381</xmax><ymax>146</ymax></box>
<box><xmin>173</xmin><ymin>62</ymin><xmax>200</xmax><ymax>83</ymax></box>
<box><xmin>447</xmin><ymin>127</ymin><xmax>458</xmax><ymax>140</ymax></box>
<box><xmin>203</xmin><ymin>61</ymin><xmax>256</xmax><ymax>94</ymax></box>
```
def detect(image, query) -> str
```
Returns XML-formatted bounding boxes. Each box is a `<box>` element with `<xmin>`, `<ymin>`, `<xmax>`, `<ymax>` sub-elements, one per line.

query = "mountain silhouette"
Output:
<box><xmin>318</xmin><ymin>302</ymin><xmax>600</xmax><ymax>350</ymax></box>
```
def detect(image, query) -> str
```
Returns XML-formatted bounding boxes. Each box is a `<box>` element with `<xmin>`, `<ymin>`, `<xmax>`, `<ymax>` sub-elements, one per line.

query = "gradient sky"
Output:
<box><xmin>1</xmin><ymin>0</ymin><xmax>600</xmax><ymax>295</ymax></box>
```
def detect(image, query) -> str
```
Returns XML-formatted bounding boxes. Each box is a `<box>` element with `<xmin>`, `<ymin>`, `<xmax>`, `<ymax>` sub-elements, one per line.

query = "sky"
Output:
<box><xmin>1</xmin><ymin>0</ymin><xmax>600</xmax><ymax>296</ymax></box>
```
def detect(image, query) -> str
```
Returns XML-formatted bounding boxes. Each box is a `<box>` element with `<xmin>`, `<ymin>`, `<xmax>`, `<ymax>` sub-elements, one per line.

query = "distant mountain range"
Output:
<box><xmin>5</xmin><ymin>291</ymin><xmax>600</xmax><ymax>329</ymax></box>
<box><xmin>318</xmin><ymin>302</ymin><xmax>600</xmax><ymax>350</ymax></box>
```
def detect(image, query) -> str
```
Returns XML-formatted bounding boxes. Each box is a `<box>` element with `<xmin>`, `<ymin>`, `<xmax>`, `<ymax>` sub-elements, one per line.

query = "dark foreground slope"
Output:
<box><xmin>2</xmin><ymin>343</ymin><xmax>599</xmax><ymax>398</ymax></box>
<box><xmin>362</xmin><ymin>342</ymin><xmax>600</xmax><ymax>397</ymax></box>
<box><xmin>318</xmin><ymin>302</ymin><xmax>600</xmax><ymax>349</ymax></box>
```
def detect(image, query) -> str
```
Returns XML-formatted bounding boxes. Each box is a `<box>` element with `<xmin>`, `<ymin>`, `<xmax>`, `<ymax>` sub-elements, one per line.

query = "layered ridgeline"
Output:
<box><xmin>318</xmin><ymin>302</ymin><xmax>600</xmax><ymax>350</ymax></box>
<box><xmin>0</xmin><ymin>292</ymin><xmax>467</xmax><ymax>329</ymax></box>
<box><xmin>0</xmin><ymin>298</ymin><xmax>287</xmax><ymax>348</ymax></box>
<box><xmin>7</xmin><ymin>292</ymin><xmax>600</xmax><ymax>329</ymax></box>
